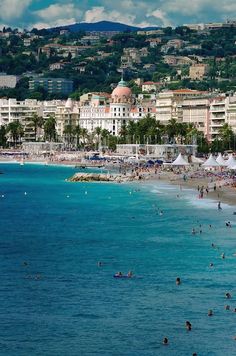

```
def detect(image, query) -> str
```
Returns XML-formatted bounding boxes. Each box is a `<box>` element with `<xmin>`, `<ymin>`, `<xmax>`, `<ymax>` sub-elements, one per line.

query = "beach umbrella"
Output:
<box><xmin>172</xmin><ymin>153</ymin><xmax>190</xmax><ymax>166</ymax></box>
<box><xmin>202</xmin><ymin>154</ymin><xmax>219</xmax><ymax>167</ymax></box>
<box><xmin>226</xmin><ymin>154</ymin><xmax>236</xmax><ymax>168</ymax></box>
<box><xmin>216</xmin><ymin>153</ymin><xmax>227</xmax><ymax>166</ymax></box>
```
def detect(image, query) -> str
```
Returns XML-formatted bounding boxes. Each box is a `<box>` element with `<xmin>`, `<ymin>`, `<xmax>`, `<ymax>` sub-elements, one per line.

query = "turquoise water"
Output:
<box><xmin>0</xmin><ymin>164</ymin><xmax>236</xmax><ymax>356</ymax></box>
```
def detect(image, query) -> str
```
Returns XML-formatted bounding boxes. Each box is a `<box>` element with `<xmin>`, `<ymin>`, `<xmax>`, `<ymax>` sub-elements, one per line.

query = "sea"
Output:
<box><xmin>0</xmin><ymin>163</ymin><xmax>236</xmax><ymax>356</ymax></box>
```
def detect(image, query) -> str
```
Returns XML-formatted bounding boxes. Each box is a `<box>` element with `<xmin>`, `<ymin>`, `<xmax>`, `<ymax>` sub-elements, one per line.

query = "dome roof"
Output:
<box><xmin>65</xmin><ymin>97</ymin><xmax>73</xmax><ymax>109</ymax></box>
<box><xmin>111</xmin><ymin>79</ymin><xmax>132</xmax><ymax>98</ymax></box>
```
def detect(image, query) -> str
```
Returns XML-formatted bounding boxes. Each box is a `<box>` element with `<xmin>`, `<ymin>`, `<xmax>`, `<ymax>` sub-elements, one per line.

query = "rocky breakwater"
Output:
<box><xmin>67</xmin><ymin>172</ymin><xmax>142</xmax><ymax>183</ymax></box>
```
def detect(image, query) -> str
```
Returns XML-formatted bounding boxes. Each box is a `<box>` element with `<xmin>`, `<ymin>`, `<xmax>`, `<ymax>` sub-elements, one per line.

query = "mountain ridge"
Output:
<box><xmin>51</xmin><ymin>20</ymin><xmax>160</xmax><ymax>32</ymax></box>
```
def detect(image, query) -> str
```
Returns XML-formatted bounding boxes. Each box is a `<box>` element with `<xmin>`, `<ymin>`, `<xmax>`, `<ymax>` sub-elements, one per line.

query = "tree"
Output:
<box><xmin>63</xmin><ymin>123</ymin><xmax>74</xmax><ymax>148</ymax></box>
<box><xmin>7</xmin><ymin>120</ymin><xmax>24</xmax><ymax>147</ymax></box>
<box><xmin>74</xmin><ymin>124</ymin><xmax>81</xmax><ymax>148</ymax></box>
<box><xmin>44</xmin><ymin>116</ymin><xmax>56</xmax><ymax>141</ymax></box>
<box><xmin>0</xmin><ymin>125</ymin><xmax>7</xmax><ymax>147</ymax></box>
<box><xmin>80</xmin><ymin>128</ymin><xmax>88</xmax><ymax>146</ymax></box>
<box><xmin>28</xmin><ymin>113</ymin><xmax>44</xmax><ymax>141</ymax></box>
<box><xmin>218</xmin><ymin>123</ymin><xmax>234</xmax><ymax>150</ymax></box>
<box><xmin>94</xmin><ymin>126</ymin><xmax>102</xmax><ymax>149</ymax></box>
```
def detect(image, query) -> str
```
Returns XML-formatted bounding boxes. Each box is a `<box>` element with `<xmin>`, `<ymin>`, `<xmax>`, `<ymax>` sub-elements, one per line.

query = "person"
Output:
<box><xmin>162</xmin><ymin>337</ymin><xmax>168</xmax><ymax>345</ymax></box>
<box><xmin>214</xmin><ymin>183</ymin><xmax>216</xmax><ymax>191</ymax></box>
<box><xmin>185</xmin><ymin>321</ymin><xmax>192</xmax><ymax>331</ymax></box>
<box><xmin>176</xmin><ymin>277</ymin><xmax>181</xmax><ymax>285</ymax></box>
<box><xmin>225</xmin><ymin>305</ymin><xmax>230</xmax><ymax>310</ymax></box>
<box><xmin>127</xmin><ymin>271</ymin><xmax>133</xmax><ymax>278</ymax></box>
<box><xmin>221</xmin><ymin>253</ymin><xmax>225</xmax><ymax>259</ymax></box>
<box><xmin>208</xmin><ymin>309</ymin><xmax>213</xmax><ymax>316</ymax></box>
<box><xmin>97</xmin><ymin>261</ymin><xmax>102</xmax><ymax>267</ymax></box>
<box><xmin>218</xmin><ymin>201</ymin><xmax>222</xmax><ymax>210</ymax></box>
<box><xmin>226</xmin><ymin>221</ymin><xmax>231</xmax><ymax>228</ymax></box>
<box><xmin>225</xmin><ymin>292</ymin><xmax>232</xmax><ymax>299</ymax></box>
<box><xmin>209</xmin><ymin>263</ymin><xmax>214</xmax><ymax>267</ymax></box>
<box><xmin>192</xmin><ymin>228</ymin><xmax>196</xmax><ymax>235</ymax></box>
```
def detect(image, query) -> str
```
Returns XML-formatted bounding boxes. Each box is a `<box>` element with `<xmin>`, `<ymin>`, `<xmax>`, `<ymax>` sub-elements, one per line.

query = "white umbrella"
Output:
<box><xmin>202</xmin><ymin>154</ymin><xmax>219</xmax><ymax>167</ymax></box>
<box><xmin>226</xmin><ymin>154</ymin><xmax>236</xmax><ymax>168</ymax></box>
<box><xmin>216</xmin><ymin>153</ymin><xmax>227</xmax><ymax>166</ymax></box>
<box><xmin>172</xmin><ymin>153</ymin><xmax>189</xmax><ymax>166</ymax></box>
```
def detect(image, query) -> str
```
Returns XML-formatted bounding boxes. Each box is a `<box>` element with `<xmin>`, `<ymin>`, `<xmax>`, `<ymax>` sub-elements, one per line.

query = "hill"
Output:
<box><xmin>55</xmin><ymin>20</ymin><xmax>142</xmax><ymax>32</ymax></box>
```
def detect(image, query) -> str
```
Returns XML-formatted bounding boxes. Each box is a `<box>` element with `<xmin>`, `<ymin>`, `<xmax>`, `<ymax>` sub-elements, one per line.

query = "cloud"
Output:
<box><xmin>147</xmin><ymin>9</ymin><xmax>172</xmax><ymax>27</ymax></box>
<box><xmin>0</xmin><ymin>0</ymin><xmax>32</xmax><ymax>21</ymax></box>
<box><xmin>32</xmin><ymin>3</ymin><xmax>82</xmax><ymax>28</ymax></box>
<box><xmin>83</xmin><ymin>6</ymin><xmax>136</xmax><ymax>25</ymax></box>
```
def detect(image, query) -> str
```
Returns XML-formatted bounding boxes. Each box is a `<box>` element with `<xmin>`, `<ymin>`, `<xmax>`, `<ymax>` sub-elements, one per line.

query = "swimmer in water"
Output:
<box><xmin>176</xmin><ymin>277</ymin><xmax>181</xmax><ymax>285</ymax></box>
<box><xmin>185</xmin><ymin>321</ymin><xmax>192</xmax><ymax>331</ymax></box>
<box><xmin>192</xmin><ymin>228</ymin><xmax>196</xmax><ymax>235</ymax></box>
<box><xmin>221</xmin><ymin>253</ymin><xmax>225</xmax><ymax>259</ymax></box>
<box><xmin>225</xmin><ymin>292</ymin><xmax>232</xmax><ymax>299</ymax></box>
<box><xmin>162</xmin><ymin>337</ymin><xmax>168</xmax><ymax>345</ymax></box>
<box><xmin>208</xmin><ymin>309</ymin><xmax>213</xmax><ymax>316</ymax></box>
<box><xmin>225</xmin><ymin>305</ymin><xmax>230</xmax><ymax>310</ymax></box>
<box><xmin>97</xmin><ymin>261</ymin><xmax>102</xmax><ymax>267</ymax></box>
<box><xmin>127</xmin><ymin>271</ymin><xmax>133</xmax><ymax>278</ymax></box>
<box><xmin>209</xmin><ymin>263</ymin><xmax>214</xmax><ymax>267</ymax></box>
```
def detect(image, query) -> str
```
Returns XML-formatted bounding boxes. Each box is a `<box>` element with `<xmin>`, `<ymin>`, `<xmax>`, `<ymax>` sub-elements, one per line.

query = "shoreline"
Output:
<box><xmin>1</xmin><ymin>158</ymin><xmax>236</xmax><ymax>207</ymax></box>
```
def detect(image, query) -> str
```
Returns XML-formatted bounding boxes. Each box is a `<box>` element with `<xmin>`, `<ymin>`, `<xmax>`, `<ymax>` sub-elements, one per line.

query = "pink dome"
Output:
<box><xmin>111</xmin><ymin>79</ymin><xmax>132</xmax><ymax>99</ymax></box>
<box><xmin>112</xmin><ymin>86</ymin><xmax>132</xmax><ymax>97</ymax></box>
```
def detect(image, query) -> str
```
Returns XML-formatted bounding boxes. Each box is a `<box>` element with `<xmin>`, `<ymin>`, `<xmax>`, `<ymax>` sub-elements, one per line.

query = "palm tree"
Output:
<box><xmin>101</xmin><ymin>129</ymin><xmax>110</xmax><ymax>147</ymax></box>
<box><xmin>0</xmin><ymin>125</ymin><xmax>7</xmax><ymax>148</ymax></box>
<box><xmin>127</xmin><ymin>121</ymin><xmax>137</xmax><ymax>144</ymax></box>
<box><xmin>73</xmin><ymin>124</ymin><xmax>81</xmax><ymax>148</ymax></box>
<box><xmin>7</xmin><ymin>120</ymin><xmax>24</xmax><ymax>147</ymax></box>
<box><xmin>119</xmin><ymin>124</ymin><xmax>127</xmax><ymax>143</ymax></box>
<box><xmin>166</xmin><ymin>118</ymin><xmax>179</xmax><ymax>143</ymax></box>
<box><xmin>94</xmin><ymin>126</ymin><xmax>102</xmax><ymax>150</ymax></box>
<box><xmin>44</xmin><ymin>116</ymin><xmax>56</xmax><ymax>142</ymax></box>
<box><xmin>218</xmin><ymin>123</ymin><xmax>234</xmax><ymax>150</ymax></box>
<box><xmin>28</xmin><ymin>113</ymin><xmax>44</xmax><ymax>141</ymax></box>
<box><xmin>63</xmin><ymin>123</ymin><xmax>74</xmax><ymax>148</ymax></box>
<box><xmin>80</xmin><ymin>128</ymin><xmax>88</xmax><ymax>147</ymax></box>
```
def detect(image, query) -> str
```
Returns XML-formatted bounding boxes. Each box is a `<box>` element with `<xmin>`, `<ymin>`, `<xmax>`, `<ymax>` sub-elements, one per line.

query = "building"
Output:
<box><xmin>0</xmin><ymin>98</ymin><xmax>43</xmax><ymax>141</ymax></box>
<box><xmin>29</xmin><ymin>78</ymin><xmax>73</xmax><ymax>95</ymax></box>
<box><xmin>142</xmin><ymin>82</ymin><xmax>162</xmax><ymax>93</ymax></box>
<box><xmin>0</xmin><ymin>73</ymin><xmax>19</xmax><ymax>88</ymax></box>
<box><xmin>79</xmin><ymin>79</ymin><xmax>155</xmax><ymax>136</ymax></box>
<box><xmin>156</xmin><ymin>90</ymin><xmax>211</xmax><ymax>137</ymax></box>
<box><xmin>49</xmin><ymin>62</ymin><xmax>65</xmax><ymax>71</ymax></box>
<box><xmin>40</xmin><ymin>44</ymin><xmax>91</xmax><ymax>58</ymax></box>
<box><xmin>23</xmin><ymin>38</ymin><xmax>31</xmax><ymax>47</ymax></box>
<box><xmin>182</xmin><ymin>96</ymin><xmax>211</xmax><ymax>138</ymax></box>
<box><xmin>189</xmin><ymin>63</ymin><xmax>209</xmax><ymax>80</ymax></box>
<box><xmin>137</xmin><ymin>30</ymin><xmax>164</xmax><ymax>36</ymax></box>
<box><xmin>209</xmin><ymin>96</ymin><xmax>226</xmax><ymax>141</ymax></box>
<box><xmin>116</xmin><ymin>144</ymin><xmax>197</xmax><ymax>158</ymax></box>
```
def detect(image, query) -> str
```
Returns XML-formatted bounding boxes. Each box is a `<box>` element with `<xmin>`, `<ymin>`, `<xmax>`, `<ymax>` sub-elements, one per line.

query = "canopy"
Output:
<box><xmin>202</xmin><ymin>154</ymin><xmax>219</xmax><ymax>167</ymax></box>
<box><xmin>226</xmin><ymin>154</ymin><xmax>236</xmax><ymax>168</ymax></box>
<box><xmin>191</xmin><ymin>155</ymin><xmax>204</xmax><ymax>164</ymax></box>
<box><xmin>172</xmin><ymin>153</ymin><xmax>190</xmax><ymax>166</ymax></box>
<box><xmin>216</xmin><ymin>153</ymin><xmax>227</xmax><ymax>166</ymax></box>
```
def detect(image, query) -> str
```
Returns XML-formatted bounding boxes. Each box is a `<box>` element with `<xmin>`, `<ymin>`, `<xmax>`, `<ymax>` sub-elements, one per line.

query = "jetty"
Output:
<box><xmin>67</xmin><ymin>172</ymin><xmax>142</xmax><ymax>183</ymax></box>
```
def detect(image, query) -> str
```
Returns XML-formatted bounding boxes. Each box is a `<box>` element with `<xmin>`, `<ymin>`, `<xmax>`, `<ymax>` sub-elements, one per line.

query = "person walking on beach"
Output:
<box><xmin>218</xmin><ymin>201</ymin><xmax>222</xmax><ymax>210</ymax></box>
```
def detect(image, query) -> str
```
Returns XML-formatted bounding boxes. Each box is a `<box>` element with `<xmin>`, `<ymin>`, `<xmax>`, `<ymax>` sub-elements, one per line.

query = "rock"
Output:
<box><xmin>67</xmin><ymin>172</ymin><xmax>139</xmax><ymax>183</ymax></box>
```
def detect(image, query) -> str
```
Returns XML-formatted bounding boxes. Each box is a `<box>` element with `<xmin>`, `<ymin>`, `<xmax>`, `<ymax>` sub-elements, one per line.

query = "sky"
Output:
<box><xmin>1</xmin><ymin>0</ymin><xmax>236</xmax><ymax>30</ymax></box>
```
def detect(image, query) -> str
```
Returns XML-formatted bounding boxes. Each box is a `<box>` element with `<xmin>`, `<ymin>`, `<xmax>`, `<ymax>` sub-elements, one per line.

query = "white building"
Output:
<box><xmin>0</xmin><ymin>74</ymin><xmax>19</xmax><ymax>88</ymax></box>
<box><xmin>0</xmin><ymin>98</ymin><xmax>43</xmax><ymax>141</ymax></box>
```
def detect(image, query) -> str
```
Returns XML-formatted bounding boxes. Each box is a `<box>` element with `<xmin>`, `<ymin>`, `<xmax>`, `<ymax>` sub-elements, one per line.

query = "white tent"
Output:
<box><xmin>216</xmin><ymin>153</ymin><xmax>227</xmax><ymax>166</ymax></box>
<box><xmin>172</xmin><ymin>153</ymin><xmax>190</xmax><ymax>166</ymax></box>
<box><xmin>202</xmin><ymin>154</ymin><xmax>219</xmax><ymax>167</ymax></box>
<box><xmin>191</xmin><ymin>155</ymin><xmax>204</xmax><ymax>164</ymax></box>
<box><xmin>226</xmin><ymin>154</ymin><xmax>236</xmax><ymax>168</ymax></box>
